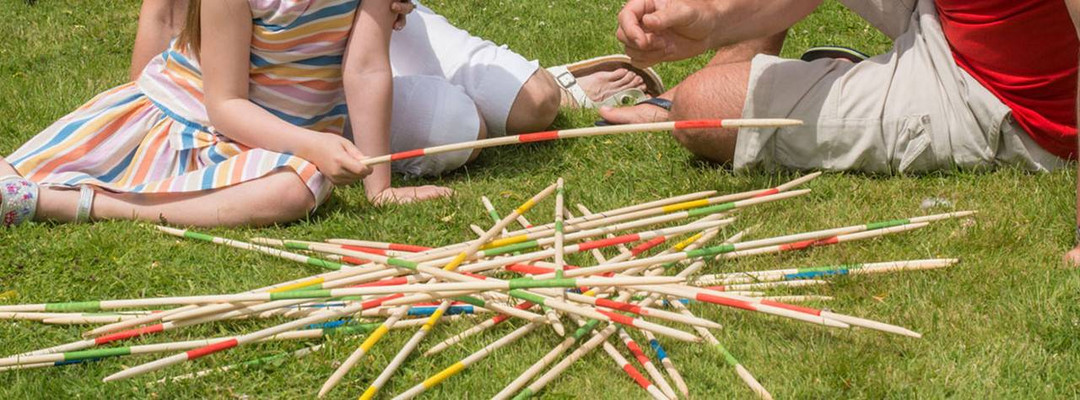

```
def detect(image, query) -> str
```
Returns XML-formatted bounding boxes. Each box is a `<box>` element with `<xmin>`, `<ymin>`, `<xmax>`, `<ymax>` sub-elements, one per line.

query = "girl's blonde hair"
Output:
<box><xmin>177</xmin><ymin>0</ymin><xmax>201</xmax><ymax>57</ymax></box>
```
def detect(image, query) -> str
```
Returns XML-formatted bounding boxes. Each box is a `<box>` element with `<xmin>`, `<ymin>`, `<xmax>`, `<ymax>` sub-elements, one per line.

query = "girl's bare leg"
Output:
<box><xmin>2</xmin><ymin>158</ymin><xmax>315</xmax><ymax>227</ymax></box>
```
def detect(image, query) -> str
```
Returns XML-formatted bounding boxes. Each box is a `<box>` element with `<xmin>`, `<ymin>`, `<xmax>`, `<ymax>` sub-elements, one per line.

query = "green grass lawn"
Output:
<box><xmin>2</xmin><ymin>0</ymin><xmax>1080</xmax><ymax>398</ymax></box>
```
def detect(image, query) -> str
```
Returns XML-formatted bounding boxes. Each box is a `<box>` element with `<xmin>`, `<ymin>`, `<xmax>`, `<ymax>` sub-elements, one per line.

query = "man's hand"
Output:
<box><xmin>617</xmin><ymin>0</ymin><xmax>719</xmax><ymax>67</ymax></box>
<box><xmin>370</xmin><ymin>185</ymin><xmax>454</xmax><ymax>206</ymax></box>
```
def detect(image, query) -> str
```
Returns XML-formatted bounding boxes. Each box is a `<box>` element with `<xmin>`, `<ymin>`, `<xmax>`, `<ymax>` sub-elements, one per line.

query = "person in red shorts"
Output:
<box><xmin>609</xmin><ymin>0</ymin><xmax>1080</xmax><ymax>263</ymax></box>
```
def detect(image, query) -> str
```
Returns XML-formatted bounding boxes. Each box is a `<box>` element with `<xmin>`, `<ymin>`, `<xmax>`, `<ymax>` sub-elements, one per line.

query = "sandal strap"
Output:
<box><xmin>596</xmin><ymin>88</ymin><xmax>647</xmax><ymax>108</ymax></box>
<box><xmin>75</xmin><ymin>185</ymin><xmax>96</xmax><ymax>223</ymax></box>
<box><xmin>636</xmin><ymin>97</ymin><xmax>672</xmax><ymax>111</ymax></box>
<box><xmin>546</xmin><ymin>65</ymin><xmax>594</xmax><ymax>108</ymax></box>
<box><xmin>1</xmin><ymin>175</ymin><xmax>39</xmax><ymax>227</ymax></box>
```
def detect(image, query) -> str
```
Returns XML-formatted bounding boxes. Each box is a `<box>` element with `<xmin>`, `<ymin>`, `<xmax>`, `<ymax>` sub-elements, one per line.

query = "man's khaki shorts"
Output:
<box><xmin>735</xmin><ymin>0</ymin><xmax>1066</xmax><ymax>173</ymax></box>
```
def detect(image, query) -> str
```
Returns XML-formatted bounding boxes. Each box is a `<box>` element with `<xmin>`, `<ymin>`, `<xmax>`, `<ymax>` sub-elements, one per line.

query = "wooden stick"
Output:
<box><xmin>393</xmin><ymin>322</ymin><xmax>541</xmax><ymax>400</ymax></box>
<box><xmin>422</xmin><ymin>301</ymin><xmax>536</xmax><ymax>356</ymax></box>
<box><xmin>0</xmin><ymin>323</ymin><xmax>382</xmax><ymax>368</ymax></box>
<box><xmin>617</xmin><ymin>328</ymin><xmax>678</xmax><ymax>399</ymax></box>
<box><xmin>361</xmin><ymin>119</ymin><xmax>802</xmax><ymax>166</ymax></box>
<box><xmin>491</xmin><ymin>319</ymin><xmax>602</xmax><ymax>400</ymax></box>
<box><xmin>356</xmin><ymin>302</ymin><xmax>451</xmax><ymax>400</ymax></box>
<box><xmin>477</xmin><ymin>200</ymin><xmax>566</xmax><ymax>337</ymax></box>
<box><xmin>541</xmin><ymin>222</ymin><xmax>930</xmax><ymax>281</ymax></box>
<box><xmin>598</xmin><ymin>338</ymin><xmax>668</xmax><ymax>400</ymax></box>
<box><xmin>317</xmin><ymin>308</ymin><xmax>407</xmax><ymax>397</ymax></box>
<box><xmin>101</xmin><ymin>292</ymin><xmax>450</xmax><ymax>382</ymax></box>
<box><xmin>324</xmin><ymin>183</ymin><xmax>559</xmax><ymax>397</ymax></box>
<box><xmin>695</xmin><ymin>259</ymin><xmax>959</xmax><ymax>285</ymax></box>
<box><xmin>500</xmin><ymin>172</ymin><xmax>818</xmax><ymax>238</ymax></box>
<box><xmin>702</xmin><ymin>279</ymin><xmax>830</xmax><ymax>292</ymax></box>
<box><xmin>666</xmin><ymin>298</ymin><xmax>772</xmax><ymax>399</ymax></box>
<box><xmin>321</xmin><ymin>239</ymin><xmax>432</xmax><ymax>253</ymax></box>
<box><xmin>497</xmin><ymin>229</ymin><xmax>730</xmax><ymax>399</ymax></box>
<box><xmin>0</xmin><ymin>276</ymin><xmax>681</xmax><ymax>313</ymax></box>
<box><xmin>553</xmin><ymin>178</ymin><xmax>567</xmax><ymax>282</ymax></box>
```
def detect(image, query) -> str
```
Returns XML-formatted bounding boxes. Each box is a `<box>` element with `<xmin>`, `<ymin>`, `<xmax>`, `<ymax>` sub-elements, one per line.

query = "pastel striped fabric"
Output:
<box><xmin>7</xmin><ymin>0</ymin><xmax>360</xmax><ymax>204</ymax></box>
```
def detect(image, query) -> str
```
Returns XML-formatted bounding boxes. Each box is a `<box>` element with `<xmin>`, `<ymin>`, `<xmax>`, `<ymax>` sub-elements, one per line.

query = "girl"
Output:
<box><xmin>125</xmin><ymin>1</ymin><xmax>665</xmax><ymax>179</ymax></box>
<box><xmin>1</xmin><ymin>0</ymin><xmax>450</xmax><ymax>228</ymax></box>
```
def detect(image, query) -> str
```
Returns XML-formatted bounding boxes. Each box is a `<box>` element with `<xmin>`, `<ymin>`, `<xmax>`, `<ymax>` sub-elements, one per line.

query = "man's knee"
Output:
<box><xmin>668</xmin><ymin>66</ymin><xmax>746</xmax><ymax>164</ymax></box>
<box><xmin>507</xmin><ymin>69</ymin><xmax>560</xmax><ymax>134</ymax></box>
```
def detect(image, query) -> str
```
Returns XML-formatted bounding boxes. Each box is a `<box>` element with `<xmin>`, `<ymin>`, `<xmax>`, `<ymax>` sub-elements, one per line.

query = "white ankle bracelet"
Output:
<box><xmin>75</xmin><ymin>185</ymin><xmax>95</xmax><ymax>223</ymax></box>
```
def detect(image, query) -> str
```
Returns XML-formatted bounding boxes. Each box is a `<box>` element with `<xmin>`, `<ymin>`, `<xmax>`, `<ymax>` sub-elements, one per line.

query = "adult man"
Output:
<box><xmin>613</xmin><ymin>0</ymin><xmax>1080</xmax><ymax>261</ymax></box>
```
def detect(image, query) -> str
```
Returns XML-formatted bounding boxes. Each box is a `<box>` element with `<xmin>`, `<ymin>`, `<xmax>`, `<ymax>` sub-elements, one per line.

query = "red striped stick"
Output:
<box><xmin>600</xmin><ymin>340</ymin><xmax>668</xmax><ymax>400</ymax></box>
<box><xmin>361</xmin><ymin>119</ymin><xmax>802</xmax><ymax>166</ymax></box>
<box><xmin>617</xmin><ymin>328</ymin><xmax>678</xmax><ymax>400</ymax></box>
<box><xmin>322</xmin><ymin>239</ymin><xmax>432</xmax><ymax>253</ymax></box>
<box><xmin>101</xmin><ymin>293</ymin><xmax>440</xmax><ymax>382</ymax></box>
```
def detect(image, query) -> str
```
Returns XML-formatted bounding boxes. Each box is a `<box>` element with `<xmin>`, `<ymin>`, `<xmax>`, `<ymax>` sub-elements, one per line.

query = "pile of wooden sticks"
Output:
<box><xmin>0</xmin><ymin>172</ymin><xmax>973</xmax><ymax>399</ymax></box>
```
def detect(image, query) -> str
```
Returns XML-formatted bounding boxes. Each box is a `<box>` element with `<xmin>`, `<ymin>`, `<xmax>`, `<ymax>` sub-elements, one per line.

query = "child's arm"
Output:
<box><xmin>130</xmin><ymin>0</ymin><xmax>187</xmax><ymax>81</ymax></box>
<box><xmin>201</xmin><ymin>0</ymin><xmax>371</xmax><ymax>186</ymax></box>
<box><xmin>344</xmin><ymin>0</ymin><xmax>453</xmax><ymax>204</ymax></box>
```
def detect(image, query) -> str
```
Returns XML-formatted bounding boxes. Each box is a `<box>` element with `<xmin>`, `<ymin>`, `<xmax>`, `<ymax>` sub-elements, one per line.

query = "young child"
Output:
<box><xmin>123</xmin><ymin>1</ymin><xmax>665</xmax><ymax>180</ymax></box>
<box><xmin>1</xmin><ymin>0</ymin><xmax>449</xmax><ymax>228</ymax></box>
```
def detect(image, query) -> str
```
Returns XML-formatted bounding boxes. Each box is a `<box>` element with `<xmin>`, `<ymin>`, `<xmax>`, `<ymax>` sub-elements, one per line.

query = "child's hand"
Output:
<box><xmin>391</xmin><ymin>0</ymin><xmax>415</xmax><ymax>31</ymax></box>
<box><xmin>370</xmin><ymin>185</ymin><xmax>453</xmax><ymax>206</ymax></box>
<box><xmin>309</xmin><ymin>134</ymin><xmax>372</xmax><ymax>186</ymax></box>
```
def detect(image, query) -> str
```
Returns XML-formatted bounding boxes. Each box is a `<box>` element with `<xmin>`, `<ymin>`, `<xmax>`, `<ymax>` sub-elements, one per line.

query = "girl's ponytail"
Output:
<box><xmin>177</xmin><ymin>0</ymin><xmax>201</xmax><ymax>57</ymax></box>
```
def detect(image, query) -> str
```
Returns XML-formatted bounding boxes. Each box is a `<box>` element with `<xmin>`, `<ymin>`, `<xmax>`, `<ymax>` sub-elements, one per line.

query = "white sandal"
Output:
<box><xmin>546</xmin><ymin>54</ymin><xmax>665</xmax><ymax>109</ymax></box>
<box><xmin>0</xmin><ymin>175</ymin><xmax>39</xmax><ymax>227</ymax></box>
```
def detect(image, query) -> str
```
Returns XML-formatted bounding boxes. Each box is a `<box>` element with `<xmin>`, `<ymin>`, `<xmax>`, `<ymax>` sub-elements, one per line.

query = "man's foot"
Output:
<box><xmin>562</xmin><ymin>68</ymin><xmax>646</xmax><ymax>107</ymax></box>
<box><xmin>597</xmin><ymin>100</ymin><xmax>670</xmax><ymax>124</ymax></box>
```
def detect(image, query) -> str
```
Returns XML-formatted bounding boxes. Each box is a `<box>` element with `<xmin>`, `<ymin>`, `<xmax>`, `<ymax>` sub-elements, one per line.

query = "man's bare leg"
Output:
<box><xmin>667</xmin><ymin>61</ymin><xmax>753</xmax><ymax>164</ymax></box>
<box><xmin>1</xmin><ymin>158</ymin><xmax>317</xmax><ymax>227</ymax></box>
<box><xmin>598</xmin><ymin>31</ymin><xmax>785</xmax><ymax>125</ymax></box>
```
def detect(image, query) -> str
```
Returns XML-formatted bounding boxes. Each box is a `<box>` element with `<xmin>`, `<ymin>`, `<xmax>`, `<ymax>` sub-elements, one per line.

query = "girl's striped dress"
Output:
<box><xmin>7</xmin><ymin>0</ymin><xmax>359</xmax><ymax>205</ymax></box>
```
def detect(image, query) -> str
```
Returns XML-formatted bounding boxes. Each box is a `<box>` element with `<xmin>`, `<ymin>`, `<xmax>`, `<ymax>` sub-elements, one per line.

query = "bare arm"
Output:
<box><xmin>130</xmin><ymin>0</ymin><xmax>187</xmax><ymax>81</ymax></box>
<box><xmin>1064</xmin><ymin>0</ymin><xmax>1080</xmax><ymax>264</ymax></box>
<box><xmin>617</xmin><ymin>0</ymin><xmax>820</xmax><ymax>66</ymax></box>
<box><xmin>342</xmin><ymin>0</ymin><xmax>396</xmax><ymax>200</ymax></box>
<box><xmin>201</xmin><ymin>0</ymin><xmax>369</xmax><ymax>186</ymax></box>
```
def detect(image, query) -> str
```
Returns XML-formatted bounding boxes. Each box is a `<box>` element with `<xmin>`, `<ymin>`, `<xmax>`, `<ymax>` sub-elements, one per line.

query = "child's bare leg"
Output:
<box><xmin>505</xmin><ymin>67</ymin><xmax>650</xmax><ymax>134</ymax></box>
<box><xmin>1</xmin><ymin>159</ymin><xmax>315</xmax><ymax>227</ymax></box>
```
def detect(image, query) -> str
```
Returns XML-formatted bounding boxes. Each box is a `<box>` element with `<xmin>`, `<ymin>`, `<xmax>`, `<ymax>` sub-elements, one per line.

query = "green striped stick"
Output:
<box><xmin>479</xmin><ymin>198</ymin><xmax>566</xmax><ymax>336</ymax></box>
<box><xmin>667</xmin><ymin>298</ymin><xmax>772</xmax><ymax>399</ymax></box>
<box><xmin>320</xmin><ymin>183</ymin><xmax>558</xmax><ymax>398</ymax></box>
<box><xmin>498</xmin><ymin>172</ymin><xmax>820</xmax><ymax>239</ymax></box>
<box><xmin>0</xmin><ymin>322</ymin><xmax>382</xmax><ymax>368</ymax></box>
<box><xmin>0</xmin><ymin>276</ymin><xmax>678</xmax><ymax>313</ymax></box>
<box><xmin>497</xmin><ymin>229</ymin><xmax>732</xmax><ymax>399</ymax></box>
<box><xmin>694</xmin><ymin>258</ymin><xmax>960</xmax><ymax>286</ymax></box>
